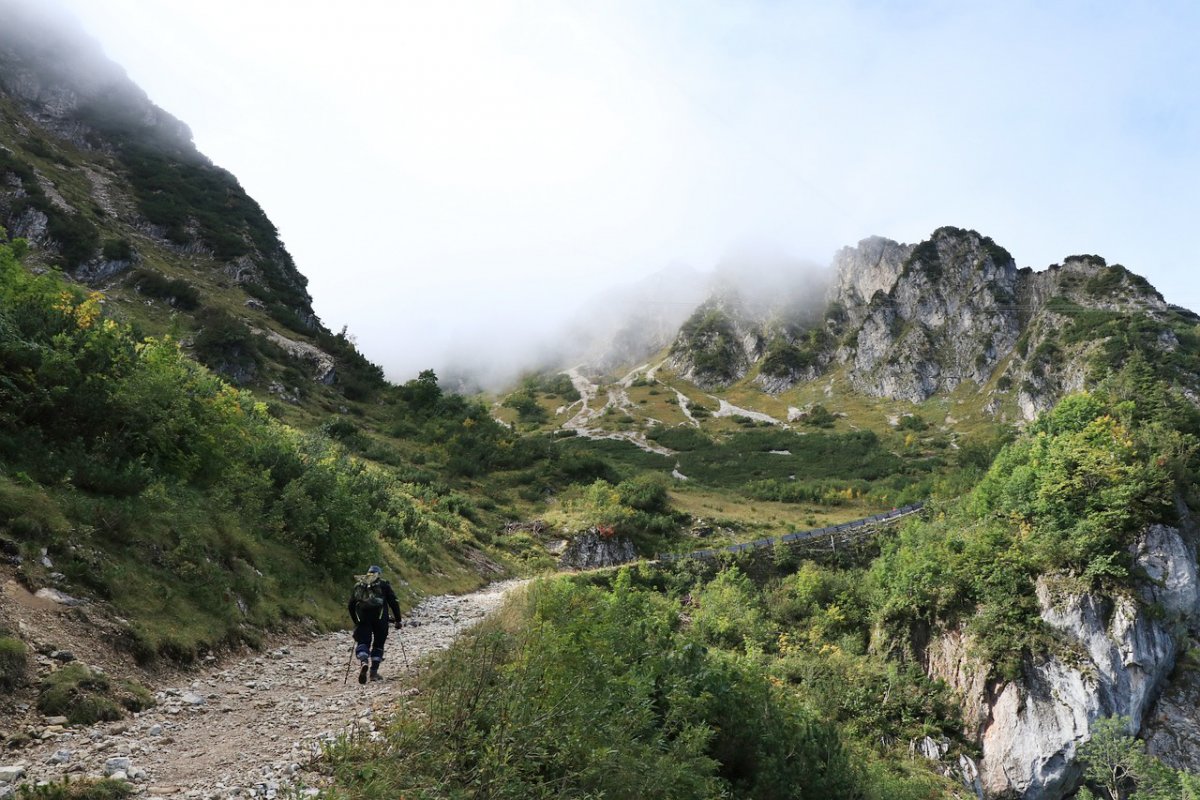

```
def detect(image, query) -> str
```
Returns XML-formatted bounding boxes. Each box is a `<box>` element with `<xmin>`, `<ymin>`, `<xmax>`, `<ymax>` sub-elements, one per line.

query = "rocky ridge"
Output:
<box><xmin>664</xmin><ymin>226</ymin><xmax>1191</xmax><ymax>421</ymax></box>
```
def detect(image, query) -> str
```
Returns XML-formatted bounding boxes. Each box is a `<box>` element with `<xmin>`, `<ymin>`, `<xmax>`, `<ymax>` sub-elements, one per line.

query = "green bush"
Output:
<box><xmin>37</xmin><ymin>663</ymin><xmax>154</xmax><ymax>721</ymax></box>
<box><xmin>520</xmin><ymin>372</ymin><xmax>581</xmax><ymax>401</ymax></box>
<box><xmin>191</xmin><ymin>307</ymin><xmax>259</xmax><ymax>380</ymax></box>
<box><xmin>692</xmin><ymin>566</ymin><xmax>773</xmax><ymax>651</ymax></box>
<box><xmin>502</xmin><ymin>389</ymin><xmax>548</xmax><ymax>424</ymax></box>
<box><xmin>616</xmin><ymin>473</ymin><xmax>670</xmax><ymax>513</ymax></box>
<box><xmin>802</xmin><ymin>404</ymin><xmax>837</xmax><ymax>427</ymax></box>
<box><xmin>16</xmin><ymin>778</ymin><xmax>134</xmax><ymax>800</ymax></box>
<box><xmin>101</xmin><ymin>239</ymin><xmax>134</xmax><ymax>262</ymax></box>
<box><xmin>131</xmin><ymin>269</ymin><xmax>200</xmax><ymax>310</ymax></box>
<box><xmin>0</xmin><ymin>636</ymin><xmax>28</xmax><ymax>691</ymax></box>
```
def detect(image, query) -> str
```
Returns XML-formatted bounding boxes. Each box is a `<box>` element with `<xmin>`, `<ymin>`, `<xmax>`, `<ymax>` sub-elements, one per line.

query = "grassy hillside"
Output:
<box><xmin>0</xmin><ymin>234</ymin><xmax>504</xmax><ymax>661</ymax></box>
<box><xmin>493</xmin><ymin>360</ymin><xmax>1011</xmax><ymax>554</ymax></box>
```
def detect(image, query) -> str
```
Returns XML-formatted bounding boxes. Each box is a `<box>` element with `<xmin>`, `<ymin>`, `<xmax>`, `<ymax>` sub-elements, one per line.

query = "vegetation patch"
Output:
<box><xmin>15</xmin><ymin>778</ymin><xmax>134</xmax><ymax>800</ymax></box>
<box><xmin>0</xmin><ymin>147</ymin><xmax>99</xmax><ymax>268</ymax></box>
<box><xmin>0</xmin><ymin>635</ymin><xmax>28</xmax><ymax>691</ymax></box>
<box><xmin>872</xmin><ymin>372</ymin><xmax>1198</xmax><ymax>679</ymax></box>
<box><xmin>322</xmin><ymin>573</ymin><xmax>957</xmax><ymax>799</ymax></box>
<box><xmin>131</xmin><ymin>269</ymin><xmax>200</xmax><ymax>310</ymax></box>
<box><xmin>0</xmin><ymin>239</ymin><xmax>497</xmax><ymax>661</ymax></box>
<box><xmin>37</xmin><ymin>663</ymin><xmax>154</xmax><ymax>725</ymax></box>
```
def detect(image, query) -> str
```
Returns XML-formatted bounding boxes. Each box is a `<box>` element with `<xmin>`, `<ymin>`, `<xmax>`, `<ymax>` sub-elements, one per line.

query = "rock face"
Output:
<box><xmin>826</xmin><ymin>235</ymin><xmax>914</xmax><ymax>331</ymax></box>
<box><xmin>925</xmin><ymin>522</ymin><xmax>1199</xmax><ymax>799</ymax></box>
<box><xmin>666</xmin><ymin>295</ymin><xmax>764</xmax><ymax>389</ymax></box>
<box><xmin>557</xmin><ymin>529</ymin><xmax>637</xmax><ymax>570</ymax></box>
<box><xmin>1144</xmin><ymin>652</ymin><xmax>1200</xmax><ymax>772</ymax></box>
<box><xmin>836</xmin><ymin>228</ymin><xmax>1022</xmax><ymax>404</ymax></box>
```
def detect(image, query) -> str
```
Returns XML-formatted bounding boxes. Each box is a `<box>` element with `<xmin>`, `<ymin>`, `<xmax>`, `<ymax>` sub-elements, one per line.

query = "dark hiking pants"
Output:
<box><xmin>353</xmin><ymin>616</ymin><xmax>389</xmax><ymax>667</ymax></box>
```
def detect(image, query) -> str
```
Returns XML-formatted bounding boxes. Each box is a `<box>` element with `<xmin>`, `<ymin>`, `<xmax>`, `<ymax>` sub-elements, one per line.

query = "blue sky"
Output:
<box><xmin>51</xmin><ymin>0</ymin><xmax>1200</xmax><ymax>382</ymax></box>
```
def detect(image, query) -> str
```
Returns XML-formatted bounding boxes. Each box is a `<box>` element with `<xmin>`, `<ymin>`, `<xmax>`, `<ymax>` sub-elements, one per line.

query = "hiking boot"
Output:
<box><xmin>369</xmin><ymin>671</ymin><xmax>382</xmax><ymax>682</ymax></box>
<box><xmin>357</xmin><ymin>660</ymin><xmax>369</xmax><ymax>685</ymax></box>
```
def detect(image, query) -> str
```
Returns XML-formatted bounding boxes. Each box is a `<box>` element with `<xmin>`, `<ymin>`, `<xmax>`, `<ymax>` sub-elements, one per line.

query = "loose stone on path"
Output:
<box><xmin>8</xmin><ymin>579</ymin><xmax>526</xmax><ymax>799</ymax></box>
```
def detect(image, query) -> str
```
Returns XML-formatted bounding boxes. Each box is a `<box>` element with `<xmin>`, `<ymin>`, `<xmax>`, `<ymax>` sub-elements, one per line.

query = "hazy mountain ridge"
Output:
<box><xmin>664</xmin><ymin>225</ymin><xmax>1198</xmax><ymax>421</ymax></box>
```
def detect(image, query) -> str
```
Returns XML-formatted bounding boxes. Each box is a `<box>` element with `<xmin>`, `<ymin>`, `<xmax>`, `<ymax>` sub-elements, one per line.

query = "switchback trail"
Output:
<box><xmin>8</xmin><ymin>579</ymin><xmax>526</xmax><ymax>799</ymax></box>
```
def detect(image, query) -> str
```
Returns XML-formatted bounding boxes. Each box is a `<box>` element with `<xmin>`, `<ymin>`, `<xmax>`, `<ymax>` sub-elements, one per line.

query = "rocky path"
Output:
<box><xmin>3</xmin><ymin>579</ymin><xmax>525</xmax><ymax>799</ymax></box>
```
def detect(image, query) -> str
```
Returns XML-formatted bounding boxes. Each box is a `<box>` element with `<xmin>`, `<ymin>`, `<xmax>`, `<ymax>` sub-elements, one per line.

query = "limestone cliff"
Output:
<box><xmin>836</xmin><ymin>227</ymin><xmax>1022</xmax><ymax>404</ymax></box>
<box><xmin>924</xmin><ymin>521</ymin><xmax>1199</xmax><ymax>799</ymax></box>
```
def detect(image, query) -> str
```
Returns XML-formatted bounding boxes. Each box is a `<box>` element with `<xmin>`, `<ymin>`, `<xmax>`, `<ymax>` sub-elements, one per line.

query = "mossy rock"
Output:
<box><xmin>37</xmin><ymin>663</ymin><xmax>155</xmax><ymax>725</ymax></box>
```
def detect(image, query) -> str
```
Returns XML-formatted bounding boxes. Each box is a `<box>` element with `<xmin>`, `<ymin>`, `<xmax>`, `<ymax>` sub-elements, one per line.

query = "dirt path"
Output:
<box><xmin>5</xmin><ymin>579</ymin><xmax>526</xmax><ymax>799</ymax></box>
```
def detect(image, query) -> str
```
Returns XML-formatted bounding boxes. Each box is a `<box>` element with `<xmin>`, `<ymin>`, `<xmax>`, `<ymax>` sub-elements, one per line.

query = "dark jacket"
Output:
<box><xmin>349</xmin><ymin>578</ymin><xmax>402</xmax><ymax>625</ymax></box>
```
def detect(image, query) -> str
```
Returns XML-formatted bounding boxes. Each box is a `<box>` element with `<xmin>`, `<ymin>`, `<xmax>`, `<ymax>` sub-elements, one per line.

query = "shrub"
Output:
<box><xmin>16</xmin><ymin>778</ymin><xmax>134</xmax><ymax>800</ymax></box>
<box><xmin>38</xmin><ymin>664</ymin><xmax>126</xmax><ymax>725</ymax></box>
<box><xmin>191</xmin><ymin>307</ymin><xmax>259</xmax><ymax>380</ymax></box>
<box><xmin>692</xmin><ymin>566</ymin><xmax>773</xmax><ymax>651</ymax></box>
<box><xmin>502</xmin><ymin>390</ymin><xmax>548</xmax><ymax>424</ymax></box>
<box><xmin>802</xmin><ymin>404</ymin><xmax>836</xmax><ymax>427</ymax></box>
<box><xmin>101</xmin><ymin>239</ymin><xmax>134</xmax><ymax>262</ymax></box>
<box><xmin>0</xmin><ymin>636</ymin><xmax>28</xmax><ymax>691</ymax></box>
<box><xmin>617</xmin><ymin>473</ymin><xmax>670</xmax><ymax>513</ymax></box>
<box><xmin>131</xmin><ymin>269</ymin><xmax>200</xmax><ymax>310</ymax></box>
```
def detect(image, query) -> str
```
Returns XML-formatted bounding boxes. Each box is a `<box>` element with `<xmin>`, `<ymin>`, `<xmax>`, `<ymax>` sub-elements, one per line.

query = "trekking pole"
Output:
<box><xmin>397</xmin><ymin>621</ymin><xmax>413</xmax><ymax>674</ymax></box>
<box><xmin>342</xmin><ymin>643</ymin><xmax>355</xmax><ymax>684</ymax></box>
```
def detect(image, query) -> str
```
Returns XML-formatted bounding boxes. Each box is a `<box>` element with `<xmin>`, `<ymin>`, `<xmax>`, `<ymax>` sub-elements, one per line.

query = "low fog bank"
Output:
<box><xmin>385</xmin><ymin>243</ymin><xmax>835</xmax><ymax>395</ymax></box>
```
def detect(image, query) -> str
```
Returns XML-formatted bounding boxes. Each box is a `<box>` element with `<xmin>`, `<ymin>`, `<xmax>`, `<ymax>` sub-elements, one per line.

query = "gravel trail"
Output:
<box><xmin>4</xmin><ymin>579</ymin><xmax>525</xmax><ymax>799</ymax></box>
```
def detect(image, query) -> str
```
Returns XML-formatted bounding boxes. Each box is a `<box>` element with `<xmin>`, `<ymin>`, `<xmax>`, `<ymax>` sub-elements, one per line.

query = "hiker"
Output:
<box><xmin>348</xmin><ymin>565</ymin><xmax>403</xmax><ymax>684</ymax></box>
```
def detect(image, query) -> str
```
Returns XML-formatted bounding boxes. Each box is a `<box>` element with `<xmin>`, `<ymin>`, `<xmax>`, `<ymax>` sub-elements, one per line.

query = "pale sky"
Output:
<box><xmin>51</xmin><ymin>0</ymin><xmax>1200</xmax><ymax>383</ymax></box>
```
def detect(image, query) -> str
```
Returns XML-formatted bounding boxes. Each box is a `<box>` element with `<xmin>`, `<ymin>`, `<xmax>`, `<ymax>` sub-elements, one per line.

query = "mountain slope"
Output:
<box><xmin>0</xmin><ymin>0</ymin><xmax>383</xmax><ymax>406</ymax></box>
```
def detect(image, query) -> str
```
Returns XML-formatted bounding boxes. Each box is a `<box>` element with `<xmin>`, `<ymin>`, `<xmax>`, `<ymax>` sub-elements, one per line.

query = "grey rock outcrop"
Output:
<box><xmin>666</xmin><ymin>294</ymin><xmax>764</xmax><ymax>388</ymax></box>
<box><xmin>826</xmin><ymin>235</ymin><xmax>914</xmax><ymax>330</ymax></box>
<box><xmin>833</xmin><ymin>227</ymin><xmax>1022</xmax><ymax>404</ymax></box>
<box><xmin>557</xmin><ymin>529</ymin><xmax>637</xmax><ymax>570</ymax></box>
<box><xmin>254</xmin><ymin>328</ymin><xmax>336</xmax><ymax>385</ymax></box>
<box><xmin>1144</xmin><ymin>653</ymin><xmax>1200</xmax><ymax>772</ymax></box>
<box><xmin>925</xmin><ymin>522</ymin><xmax>1198</xmax><ymax>799</ymax></box>
<box><xmin>73</xmin><ymin>257</ymin><xmax>133</xmax><ymax>285</ymax></box>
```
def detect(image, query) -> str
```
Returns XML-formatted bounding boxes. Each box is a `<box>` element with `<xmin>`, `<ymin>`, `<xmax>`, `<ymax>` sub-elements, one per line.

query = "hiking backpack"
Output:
<box><xmin>352</xmin><ymin>578</ymin><xmax>386</xmax><ymax>615</ymax></box>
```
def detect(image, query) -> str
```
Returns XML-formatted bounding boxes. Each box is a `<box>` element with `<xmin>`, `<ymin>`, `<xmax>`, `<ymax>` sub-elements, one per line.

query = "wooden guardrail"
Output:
<box><xmin>653</xmin><ymin>502</ymin><xmax>924</xmax><ymax>563</ymax></box>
